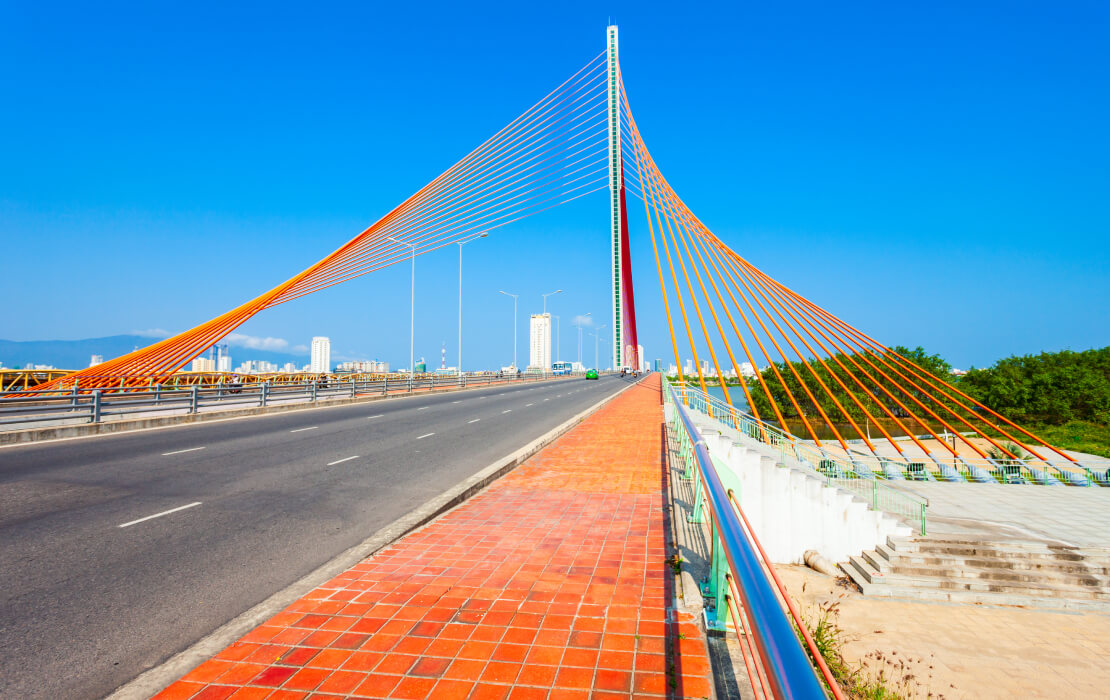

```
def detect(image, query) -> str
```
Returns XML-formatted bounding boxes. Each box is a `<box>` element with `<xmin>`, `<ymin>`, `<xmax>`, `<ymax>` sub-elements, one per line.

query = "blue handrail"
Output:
<box><xmin>672</xmin><ymin>395</ymin><xmax>827</xmax><ymax>698</ymax></box>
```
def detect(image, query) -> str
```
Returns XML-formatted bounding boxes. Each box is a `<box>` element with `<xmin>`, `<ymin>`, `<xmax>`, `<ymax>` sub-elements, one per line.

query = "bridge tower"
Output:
<box><xmin>606</xmin><ymin>25</ymin><xmax>638</xmax><ymax>370</ymax></box>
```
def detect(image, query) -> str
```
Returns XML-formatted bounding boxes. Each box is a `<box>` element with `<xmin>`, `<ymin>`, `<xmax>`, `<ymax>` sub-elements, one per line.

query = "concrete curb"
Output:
<box><xmin>0</xmin><ymin>376</ymin><xmax>580</xmax><ymax>448</ymax></box>
<box><xmin>105</xmin><ymin>376</ymin><xmax>641</xmax><ymax>700</ymax></box>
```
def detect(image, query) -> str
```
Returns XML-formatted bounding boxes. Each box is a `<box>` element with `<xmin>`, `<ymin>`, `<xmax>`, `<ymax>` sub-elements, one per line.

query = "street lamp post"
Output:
<box><xmin>384</xmin><ymin>234</ymin><xmax>416</xmax><ymax>374</ymax></box>
<box><xmin>540</xmin><ymin>290</ymin><xmax>561</xmax><ymax>371</ymax></box>
<box><xmin>574</xmin><ymin>312</ymin><xmax>591</xmax><ymax>368</ymax></box>
<box><xmin>498</xmin><ymin>290</ymin><xmax>519</xmax><ymax>370</ymax></box>
<box><xmin>553</xmin><ymin>315</ymin><xmax>560</xmax><ymax>362</ymax></box>
<box><xmin>595</xmin><ymin>324</ymin><xmax>607</xmax><ymax>370</ymax></box>
<box><xmin>457</xmin><ymin>233</ymin><xmax>488</xmax><ymax>379</ymax></box>
<box><xmin>542</xmin><ymin>289</ymin><xmax>562</xmax><ymax>315</ymax></box>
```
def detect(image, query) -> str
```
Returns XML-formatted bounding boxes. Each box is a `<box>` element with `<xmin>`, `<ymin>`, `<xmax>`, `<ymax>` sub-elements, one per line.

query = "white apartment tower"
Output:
<box><xmin>529</xmin><ymin>313</ymin><xmax>551</xmax><ymax>370</ymax></box>
<box><xmin>310</xmin><ymin>336</ymin><xmax>331</xmax><ymax>374</ymax></box>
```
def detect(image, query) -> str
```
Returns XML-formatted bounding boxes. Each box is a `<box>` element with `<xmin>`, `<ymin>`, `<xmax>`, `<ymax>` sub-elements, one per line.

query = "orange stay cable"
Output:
<box><xmin>629</xmin><ymin>130</ymin><xmax>685</xmax><ymax>392</ymax></box>
<box><xmin>730</xmin><ymin>252</ymin><xmax>947</xmax><ymax>458</ymax></box>
<box><xmin>742</xmin><ymin>261</ymin><xmax>989</xmax><ymax>459</ymax></box>
<box><xmin>706</xmin><ymin>232</ymin><xmax>849</xmax><ymax>449</ymax></box>
<box><xmin>638</xmin><ymin>136</ymin><xmax>708</xmax><ymax>396</ymax></box>
<box><xmin>774</xmin><ymin>284</ymin><xmax>1060</xmax><ymax>462</ymax></box>
<box><xmin>645</xmin><ymin>159</ymin><xmax>733</xmax><ymax>406</ymax></box>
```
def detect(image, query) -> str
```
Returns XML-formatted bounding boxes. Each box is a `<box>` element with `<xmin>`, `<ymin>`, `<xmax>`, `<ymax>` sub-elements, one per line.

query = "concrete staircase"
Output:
<box><xmin>844</xmin><ymin>535</ymin><xmax>1110</xmax><ymax>611</ymax></box>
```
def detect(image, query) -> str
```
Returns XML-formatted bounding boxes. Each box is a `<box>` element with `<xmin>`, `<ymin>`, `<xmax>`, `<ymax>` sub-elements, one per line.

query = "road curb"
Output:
<box><xmin>0</xmin><ymin>376</ymin><xmax>583</xmax><ymax>449</ymax></box>
<box><xmin>105</xmin><ymin>376</ymin><xmax>641</xmax><ymax>700</ymax></box>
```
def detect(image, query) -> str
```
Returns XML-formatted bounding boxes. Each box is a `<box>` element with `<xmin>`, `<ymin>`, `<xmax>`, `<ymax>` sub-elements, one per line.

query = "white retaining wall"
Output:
<box><xmin>691</xmin><ymin>419</ymin><xmax>911</xmax><ymax>565</ymax></box>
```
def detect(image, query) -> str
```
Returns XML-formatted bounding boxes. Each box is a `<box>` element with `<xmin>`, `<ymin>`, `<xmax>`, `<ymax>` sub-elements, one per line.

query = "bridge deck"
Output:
<box><xmin>155</xmin><ymin>373</ymin><xmax>715</xmax><ymax>699</ymax></box>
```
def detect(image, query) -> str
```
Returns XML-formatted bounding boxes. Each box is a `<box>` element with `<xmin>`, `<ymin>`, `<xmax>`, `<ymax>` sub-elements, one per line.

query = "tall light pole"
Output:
<box><xmin>498</xmin><ymin>290</ymin><xmax>519</xmax><ymax>370</ymax></box>
<box><xmin>574</xmin><ymin>312</ymin><xmax>591</xmax><ymax>368</ymax></box>
<box><xmin>553</xmin><ymin>315</ymin><xmax>560</xmax><ymax>362</ymax></box>
<box><xmin>384</xmin><ymin>234</ymin><xmax>416</xmax><ymax>373</ymax></box>
<box><xmin>457</xmin><ymin>232</ymin><xmax>488</xmax><ymax>376</ymax></box>
<box><xmin>542</xmin><ymin>289</ymin><xmax>562</xmax><ymax>315</ymax></box>
<box><xmin>595</xmin><ymin>325</ymin><xmax>607</xmax><ymax>370</ymax></box>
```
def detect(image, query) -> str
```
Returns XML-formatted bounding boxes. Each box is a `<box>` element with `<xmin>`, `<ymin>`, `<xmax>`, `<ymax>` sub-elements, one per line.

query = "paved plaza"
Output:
<box><xmin>886</xmin><ymin>481</ymin><xmax>1110</xmax><ymax>547</ymax></box>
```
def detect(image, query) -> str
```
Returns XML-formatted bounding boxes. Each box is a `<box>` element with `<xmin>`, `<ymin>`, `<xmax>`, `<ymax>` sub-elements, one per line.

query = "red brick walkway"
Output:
<box><xmin>157</xmin><ymin>375</ymin><xmax>713</xmax><ymax>699</ymax></box>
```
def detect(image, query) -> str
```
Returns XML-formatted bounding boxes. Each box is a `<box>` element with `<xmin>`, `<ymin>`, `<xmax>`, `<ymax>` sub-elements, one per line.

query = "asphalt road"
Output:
<box><xmin>0</xmin><ymin>374</ymin><xmax>631</xmax><ymax>699</ymax></box>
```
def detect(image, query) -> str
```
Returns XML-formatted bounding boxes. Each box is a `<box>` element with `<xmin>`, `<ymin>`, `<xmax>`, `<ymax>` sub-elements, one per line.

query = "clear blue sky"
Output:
<box><xmin>2</xmin><ymin>1</ymin><xmax>1107</xmax><ymax>371</ymax></box>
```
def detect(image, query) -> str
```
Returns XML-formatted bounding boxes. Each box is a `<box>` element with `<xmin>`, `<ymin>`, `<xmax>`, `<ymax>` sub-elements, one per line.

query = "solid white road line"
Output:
<box><xmin>418</xmin><ymin>406</ymin><xmax>429</xmax><ymax>411</ymax></box>
<box><xmin>468</xmin><ymin>419</ymin><xmax>481</xmax><ymax>424</ymax></box>
<box><xmin>290</xmin><ymin>426</ymin><xmax>318</xmax><ymax>433</ymax></box>
<box><xmin>525</xmin><ymin>403</ymin><xmax>533</xmax><ymax>407</ymax></box>
<box><xmin>119</xmin><ymin>502</ymin><xmax>202</xmax><ymax>528</ymax></box>
<box><xmin>416</xmin><ymin>432</ymin><xmax>435</xmax><ymax>440</ymax></box>
<box><xmin>161</xmin><ymin>447</ymin><xmax>205</xmax><ymax>456</ymax></box>
<box><xmin>452</xmin><ymin>400</ymin><xmax>461</xmax><ymax>404</ymax></box>
<box><xmin>502</xmin><ymin>410</ymin><xmax>512</xmax><ymax>414</ymax></box>
<box><xmin>327</xmin><ymin>456</ymin><xmax>359</xmax><ymax>466</ymax></box>
<box><xmin>367</xmin><ymin>414</ymin><xmax>383</xmax><ymax>419</ymax></box>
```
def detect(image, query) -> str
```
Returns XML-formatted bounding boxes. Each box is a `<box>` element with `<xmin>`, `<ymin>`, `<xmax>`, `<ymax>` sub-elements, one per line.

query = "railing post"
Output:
<box><xmin>311</xmin><ymin>381</ymin><xmax>317</xmax><ymax>403</ymax></box>
<box><xmin>190</xmin><ymin>385</ymin><xmax>199</xmax><ymax>414</ymax></box>
<box><xmin>383</xmin><ymin>376</ymin><xmax>388</xmax><ymax>396</ymax></box>
<box><xmin>920</xmin><ymin>502</ymin><xmax>927</xmax><ymax>536</ymax></box>
<box><xmin>872</xmin><ymin>479</ymin><xmax>879</xmax><ymax>510</ymax></box>
<box><xmin>261</xmin><ymin>382</ymin><xmax>268</xmax><ymax>407</ymax></box>
<box><xmin>350</xmin><ymin>379</ymin><xmax>355</xmax><ymax>398</ymax></box>
<box><xmin>91</xmin><ymin>390</ymin><xmax>102</xmax><ymax>423</ymax></box>
<box><xmin>702</xmin><ymin>530</ymin><xmax>729</xmax><ymax>635</ymax></box>
<box><xmin>155</xmin><ymin>383</ymin><xmax>161</xmax><ymax>405</ymax></box>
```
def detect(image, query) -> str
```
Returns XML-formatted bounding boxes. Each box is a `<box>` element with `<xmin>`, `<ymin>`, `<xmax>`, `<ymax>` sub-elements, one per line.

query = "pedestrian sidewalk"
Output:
<box><xmin>155</xmin><ymin>374</ymin><xmax>715</xmax><ymax>699</ymax></box>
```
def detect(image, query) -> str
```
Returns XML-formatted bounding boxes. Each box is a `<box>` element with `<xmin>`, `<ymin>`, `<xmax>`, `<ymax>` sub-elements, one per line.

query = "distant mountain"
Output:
<box><xmin>0</xmin><ymin>335</ymin><xmax>309</xmax><ymax>371</ymax></box>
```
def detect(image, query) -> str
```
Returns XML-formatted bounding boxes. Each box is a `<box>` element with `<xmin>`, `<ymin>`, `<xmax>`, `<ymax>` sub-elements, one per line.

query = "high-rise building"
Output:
<box><xmin>529</xmin><ymin>313</ymin><xmax>551</xmax><ymax>370</ymax></box>
<box><xmin>191</xmin><ymin>357</ymin><xmax>215</xmax><ymax>372</ymax></box>
<box><xmin>89</xmin><ymin>354</ymin><xmax>103</xmax><ymax>367</ymax></box>
<box><xmin>336</xmin><ymin>360</ymin><xmax>390</xmax><ymax>373</ymax></box>
<box><xmin>310</xmin><ymin>337</ymin><xmax>331</xmax><ymax>373</ymax></box>
<box><xmin>654</xmin><ymin>358</ymin><xmax>663</xmax><ymax>372</ymax></box>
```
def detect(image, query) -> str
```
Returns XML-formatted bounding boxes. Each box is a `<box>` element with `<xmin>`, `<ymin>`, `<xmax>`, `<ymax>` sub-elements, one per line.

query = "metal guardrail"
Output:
<box><xmin>665</xmin><ymin>380</ymin><xmax>929</xmax><ymax>535</ymax></box>
<box><xmin>665</xmin><ymin>383</ymin><xmax>835</xmax><ymax>699</ymax></box>
<box><xmin>0</xmin><ymin>371</ymin><xmax>601</xmax><ymax>432</ymax></box>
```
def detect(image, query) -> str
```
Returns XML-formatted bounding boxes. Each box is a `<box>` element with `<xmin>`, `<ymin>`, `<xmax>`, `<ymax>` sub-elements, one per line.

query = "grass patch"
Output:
<box><xmin>1019</xmin><ymin>420</ymin><xmax>1110</xmax><ymax>459</ymax></box>
<box><xmin>799</xmin><ymin>593</ymin><xmax>949</xmax><ymax>699</ymax></box>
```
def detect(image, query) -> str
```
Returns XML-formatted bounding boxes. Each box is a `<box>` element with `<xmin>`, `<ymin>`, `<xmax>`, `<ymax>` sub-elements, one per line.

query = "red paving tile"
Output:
<box><xmin>156</xmin><ymin>375</ymin><xmax>714</xmax><ymax>698</ymax></box>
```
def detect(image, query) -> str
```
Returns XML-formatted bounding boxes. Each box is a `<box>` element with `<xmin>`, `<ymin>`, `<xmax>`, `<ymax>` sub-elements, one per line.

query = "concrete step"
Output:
<box><xmin>853</xmin><ymin>559</ymin><xmax>1110</xmax><ymax>599</ymax></box>
<box><xmin>865</xmin><ymin>548</ymin><xmax>1110</xmax><ymax>581</ymax></box>
<box><xmin>842</xmin><ymin>566</ymin><xmax>1110</xmax><ymax>612</ymax></box>
<box><xmin>887</xmin><ymin>536</ymin><xmax>1110</xmax><ymax>561</ymax></box>
<box><xmin>883</xmin><ymin>562</ymin><xmax>1110</xmax><ymax>588</ymax></box>
<box><xmin>886</xmin><ymin>554</ymin><xmax>1110</xmax><ymax>577</ymax></box>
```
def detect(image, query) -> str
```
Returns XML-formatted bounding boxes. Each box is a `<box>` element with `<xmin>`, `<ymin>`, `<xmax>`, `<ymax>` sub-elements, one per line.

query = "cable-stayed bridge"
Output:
<box><xmin>25</xmin><ymin>26</ymin><xmax>1098</xmax><ymax>484</ymax></box>
<box><xmin>6</xmin><ymin>26</ymin><xmax>1109</xmax><ymax>700</ymax></box>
